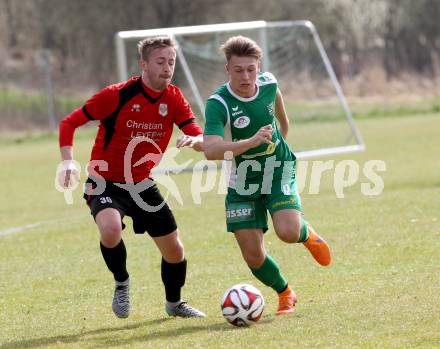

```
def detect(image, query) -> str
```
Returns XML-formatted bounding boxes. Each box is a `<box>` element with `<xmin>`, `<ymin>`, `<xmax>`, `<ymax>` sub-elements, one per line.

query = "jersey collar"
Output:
<box><xmin>226</xmin><ymin>82</ymin><xmax>259</xmax><ymax>102</ymax></box>
<box><xmin>140</xmin><ymin>78</ymin><xmax>165</xmax><ymax>103</ymax></box>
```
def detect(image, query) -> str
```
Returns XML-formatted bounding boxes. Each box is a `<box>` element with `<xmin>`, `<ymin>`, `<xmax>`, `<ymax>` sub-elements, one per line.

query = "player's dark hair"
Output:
<box><xmin>220</xmin><ymin>35</ymin><xmax>262</xmax><ymax>61</ymax></box>
<box><xmin>138</xmin><ymin>36</ymin><xmax>176</xmax><ymax>61</ymax></box>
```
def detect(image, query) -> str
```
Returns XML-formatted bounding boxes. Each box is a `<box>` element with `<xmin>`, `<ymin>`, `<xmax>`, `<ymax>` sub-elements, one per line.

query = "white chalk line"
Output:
<box><xmin>0</xmin><ymin>222</ymin><xmax>47</xmax><ymax>237</ymax></box>
<box><xmin>0</xmin><ymin>215</ymin><xmax>89</xmax><ymax>237</ymax></box>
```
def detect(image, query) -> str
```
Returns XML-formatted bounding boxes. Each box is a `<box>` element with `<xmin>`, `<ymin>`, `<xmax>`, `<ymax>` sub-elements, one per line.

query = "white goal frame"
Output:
<box><xmin>115</xmin><ymin>20</ymin><xmax>365</xmax><ymax>161</ymax></box>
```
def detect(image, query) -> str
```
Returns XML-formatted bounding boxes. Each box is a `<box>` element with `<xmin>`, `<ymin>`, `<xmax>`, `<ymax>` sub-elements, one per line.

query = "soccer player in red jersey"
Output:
<box><xmin>58</xmin><ymin>36</ymin><xmax>205</xmax><ymax>318</ymax></box>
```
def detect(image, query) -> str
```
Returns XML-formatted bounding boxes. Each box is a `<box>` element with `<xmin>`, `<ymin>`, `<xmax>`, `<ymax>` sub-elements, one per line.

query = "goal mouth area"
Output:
<box><xmin>116</xmin><ymin>20</ymin><xmax>365</xmax><ymax>173</ymax></box>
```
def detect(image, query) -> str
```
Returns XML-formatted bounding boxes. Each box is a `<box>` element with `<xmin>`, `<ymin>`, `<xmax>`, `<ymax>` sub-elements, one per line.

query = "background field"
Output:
<box><xmin>1</xmin><ymin>112</ymin><xmax>439</xmax><ymax>348</ymax></box>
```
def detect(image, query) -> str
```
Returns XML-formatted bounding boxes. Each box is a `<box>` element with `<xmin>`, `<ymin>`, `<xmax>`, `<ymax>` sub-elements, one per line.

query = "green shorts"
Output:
<box><xmin>225</xmin><ymin>165</ymin><xmax>302</xmax><ymax>233</ymax></box>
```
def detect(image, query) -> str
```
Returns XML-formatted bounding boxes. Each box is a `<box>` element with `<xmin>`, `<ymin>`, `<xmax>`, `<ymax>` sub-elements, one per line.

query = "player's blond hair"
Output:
<box><xmin>220</xmin><ymin>36</ymin><xmax>262</xmax><ymax>62</ymax></box>
<box><xmin>138</xmin><ymin>36</ymin><xmax>176</xmax><ymax>61</ymax></box>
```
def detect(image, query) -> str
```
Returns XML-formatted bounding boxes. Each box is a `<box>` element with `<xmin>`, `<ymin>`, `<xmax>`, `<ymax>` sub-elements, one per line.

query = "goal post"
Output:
<box><xmin>115</xmin><ymin>20</ymin><xmax>365</xmax><ymax>164</ymax></box>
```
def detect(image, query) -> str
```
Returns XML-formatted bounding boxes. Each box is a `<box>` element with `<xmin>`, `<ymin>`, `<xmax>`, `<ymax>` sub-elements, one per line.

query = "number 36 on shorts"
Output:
<box><xmin>99</xmin><ymin>196</ymin><xmax>113</xmax><ymax>204</ymax></box>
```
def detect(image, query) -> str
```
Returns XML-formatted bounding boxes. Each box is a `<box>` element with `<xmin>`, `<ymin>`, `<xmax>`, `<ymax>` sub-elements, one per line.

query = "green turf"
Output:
<box><xmin>0</xmin><ymin>113</ymin><xmax>439</xmax><ymax>348</ymax></box>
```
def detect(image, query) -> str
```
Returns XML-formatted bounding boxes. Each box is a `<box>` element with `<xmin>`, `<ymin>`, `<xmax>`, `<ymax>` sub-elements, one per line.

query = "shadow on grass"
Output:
<box><xmin>91</xmin><ymin>316</ymin><xmax>275</xmax><ymax>348</ymax></box>
<box><xmin>0</xmin><ymin>318</ymin><xmax>168</xmax><ymax>349</ymax></box>
<box><xmin>1</xmin><ymin>315</ymin><xmax>273</xmax><ymax>348</ymax></box>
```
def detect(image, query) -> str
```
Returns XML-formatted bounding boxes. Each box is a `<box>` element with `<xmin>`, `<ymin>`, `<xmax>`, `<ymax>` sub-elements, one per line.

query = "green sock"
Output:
<box><xmin>250</xmin><ymin>255</ymin><xmax>287</xmax><ymax>293</ymax></box>
<box><xmin>298</xmin><ymin>217</ymin><xmax>309</xmax><ymax>243</ymax></box>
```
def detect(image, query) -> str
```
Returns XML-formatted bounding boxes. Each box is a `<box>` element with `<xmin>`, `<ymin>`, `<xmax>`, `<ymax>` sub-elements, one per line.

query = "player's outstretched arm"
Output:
<box><xmin>203</xmin><ymin>124</ymin><xmax>273</xmax><ymax>160</ymax></box>
<box><xmin>58</xmin><ymin>108</ymin><xmax>89</xmax><ymax>188</ymax></box>
<box><xmin>176</xmin><ymin>134</ymin><xmax>204</xmax><ymax>152</ymax></box>
<box><xmin>275</xmin><ymin>88</ymin><xmax>289</xmax><ymax>139</ymax></box>
<box><xmin>176</xmin><ymin>119</ymin><xmax>204</xmax><ymax>152</ymax></box>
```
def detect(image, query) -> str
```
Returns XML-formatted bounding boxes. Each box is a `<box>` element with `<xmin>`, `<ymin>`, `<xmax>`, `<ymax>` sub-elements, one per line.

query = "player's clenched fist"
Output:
<box><xmin>248</xmin><ymin>124</ymin><xmax>273</xmax><ymax>147</ymax></box>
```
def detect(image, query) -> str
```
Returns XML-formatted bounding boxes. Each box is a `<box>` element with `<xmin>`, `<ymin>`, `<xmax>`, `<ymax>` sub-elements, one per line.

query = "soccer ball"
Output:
<box><xmin>221</xmin><ymin>283</ymin><xmax>265</xmax><ymax>327</ymax></box>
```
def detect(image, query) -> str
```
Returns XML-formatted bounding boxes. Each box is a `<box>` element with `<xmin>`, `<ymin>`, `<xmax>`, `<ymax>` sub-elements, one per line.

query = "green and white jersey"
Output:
<box><xmin>205</xmin><ymin>72</ymin><xmax>295</xmax><ymax>190</ymax></box>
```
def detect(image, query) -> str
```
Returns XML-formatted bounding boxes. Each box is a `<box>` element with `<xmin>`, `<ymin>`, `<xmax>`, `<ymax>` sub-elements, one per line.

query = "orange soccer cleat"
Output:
<box><xmin>303</xmin><ymin>225</ymin><xmax>332</xmax><ymax>266</ymax></box>
<box><xmin>276</xmin><ymin>286</ymin><xmax>297</xmax><ymax>315</ymax></box>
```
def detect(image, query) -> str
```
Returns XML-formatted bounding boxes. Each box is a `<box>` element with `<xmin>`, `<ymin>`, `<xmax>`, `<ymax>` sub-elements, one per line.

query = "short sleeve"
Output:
<box><xmin>204</xmin><ymin>98</ymin><xmax>228</xmax><ymax>138</ymax></box>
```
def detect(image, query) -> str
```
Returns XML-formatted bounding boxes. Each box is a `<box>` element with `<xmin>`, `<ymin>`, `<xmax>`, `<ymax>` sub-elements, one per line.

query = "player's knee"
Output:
<box><xmin>163</xmin><ymin>238</ymin><xmax>185</xmax><ymax>263</ymax></box>
<box><xmin>243</xmin><ymin>251</ymin><xmax>265</xmax><ymax>269</ymax></box>
<box><xmin>276</xmin><ymin>225</ymin><xmax>300</xmax><ymax>243</ymax></box>
<box><xmin>100</xmin><ymin>223</ymin><xmax>122</xmax><ymax>247</ymax></box>
<box><xmin>170</xmin><ymin>241</ymin><xmax>185</xmax><ymax>261</ymax></box>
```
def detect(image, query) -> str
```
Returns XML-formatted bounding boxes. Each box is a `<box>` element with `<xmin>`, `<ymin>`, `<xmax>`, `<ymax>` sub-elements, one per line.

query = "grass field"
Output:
<box><xmin>1</xmin><ymin>113</ymin><xmax>439</xmax><ymax>348</ymax></box>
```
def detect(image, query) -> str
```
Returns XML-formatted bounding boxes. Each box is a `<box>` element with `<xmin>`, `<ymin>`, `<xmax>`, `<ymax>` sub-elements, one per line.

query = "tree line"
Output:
<box><xmin>1</xmin><ymin>0</ymin><xmax>439</xmax><ymax>89</ymax></box>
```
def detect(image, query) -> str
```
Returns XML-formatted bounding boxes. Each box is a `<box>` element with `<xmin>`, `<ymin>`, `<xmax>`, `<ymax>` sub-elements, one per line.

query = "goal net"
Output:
<box><xmin>115</xmin><ymin>20</ymin><xmax>364</xmax><ymax>170</ymax></box>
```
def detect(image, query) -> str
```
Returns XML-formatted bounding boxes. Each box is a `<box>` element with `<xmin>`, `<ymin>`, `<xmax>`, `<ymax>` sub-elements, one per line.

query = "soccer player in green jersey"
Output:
<box><xmin>203</xmin><ymin>36</ymin><xmax>332</xmax><ymax>315</ymax></box>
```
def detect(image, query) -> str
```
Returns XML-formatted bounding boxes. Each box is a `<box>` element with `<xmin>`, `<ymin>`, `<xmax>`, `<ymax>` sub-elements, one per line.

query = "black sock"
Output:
<box><xmin>100</xmin><ymin>240</ymin><xmax>129</xmax><ymax>282</ymax></box>
<box><xmin>161</xmin><ymin>258</ymin><xmax>187</xmax><ymax>302</ymax></box>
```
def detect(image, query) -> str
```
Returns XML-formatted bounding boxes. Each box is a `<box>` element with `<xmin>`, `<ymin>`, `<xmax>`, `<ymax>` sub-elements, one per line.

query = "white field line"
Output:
<box><xmin>0</xmin><ymin>214</ymin><xmax>89</xmax><ymax>237</ymax></box>
<box><xmin>0</xmin><ymin>222</ymin><xmax>46</xmax><ymax>237</ymax></box>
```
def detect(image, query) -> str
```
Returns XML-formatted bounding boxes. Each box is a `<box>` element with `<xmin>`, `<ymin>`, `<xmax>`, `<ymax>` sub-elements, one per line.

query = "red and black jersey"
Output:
<box><xmin>59</xmin><ymin>76</ymin><xmax>202</xmax><ymax>183</ymax></box>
